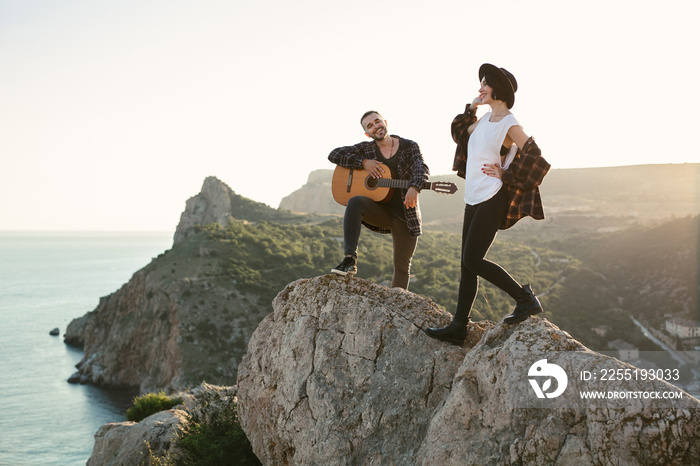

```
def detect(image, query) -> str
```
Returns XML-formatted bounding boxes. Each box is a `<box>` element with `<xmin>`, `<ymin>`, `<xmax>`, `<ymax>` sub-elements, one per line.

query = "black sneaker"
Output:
<box><xmin>331</xmin><ymin>256</ymin><xmax>357</xmax><ymax>276</ymax></box>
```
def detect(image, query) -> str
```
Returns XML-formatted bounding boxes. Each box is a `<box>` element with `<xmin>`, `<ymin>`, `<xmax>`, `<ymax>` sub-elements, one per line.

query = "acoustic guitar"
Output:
<box><xmin>331</xmin><ymin>166</ymin><xmax>458</xmax><ymax>206</ymax></box>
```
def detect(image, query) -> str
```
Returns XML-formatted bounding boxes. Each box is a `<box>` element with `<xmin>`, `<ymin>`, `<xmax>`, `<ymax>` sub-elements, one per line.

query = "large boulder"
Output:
<box><xmin>236</xmin><ymin>274</ymin><xmax>490</xmax><ymax>464</ymax></box>
<box><xmin>87</xmin><ymin>409</ymin><xmax>186</xmax><ymax>466</ymax></box>
<box><xmin>237</xmin><ymin>275</ymin><xmax>700</xmax><ymax>465</ymax></box>
<box><xmin>416</xmin><ymin>320</ymin><xmax>700</xmax><ymax>465</ymax></box>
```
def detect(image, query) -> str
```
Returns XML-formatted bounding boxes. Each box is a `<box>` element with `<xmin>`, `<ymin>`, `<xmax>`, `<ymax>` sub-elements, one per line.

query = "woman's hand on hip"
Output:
<box><xmin>482</xmin><ymin>163</ymin><xmax>503</xmax><ymax>179</ymax></box>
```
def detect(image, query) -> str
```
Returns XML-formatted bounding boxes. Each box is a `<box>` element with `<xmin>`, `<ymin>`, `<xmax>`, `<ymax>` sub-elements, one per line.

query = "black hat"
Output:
<box><xmin>479</xmin><ymin>63</ymin><xmax>517</xmax><ymax>108</ymax></box>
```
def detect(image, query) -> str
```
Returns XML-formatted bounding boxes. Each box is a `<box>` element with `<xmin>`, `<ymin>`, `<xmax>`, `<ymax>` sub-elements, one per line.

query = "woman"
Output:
<box><xmin>425</xmin><ymin>64</ymin><xmax>551</xmax><ymax>346</ymax></box>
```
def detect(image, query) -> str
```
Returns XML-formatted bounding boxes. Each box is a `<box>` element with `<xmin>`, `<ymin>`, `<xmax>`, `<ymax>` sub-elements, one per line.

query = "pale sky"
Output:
<box><xmin>1</xmin><ymin>0</ymin><xmax>698</xmax><ymax>231</ymax></box>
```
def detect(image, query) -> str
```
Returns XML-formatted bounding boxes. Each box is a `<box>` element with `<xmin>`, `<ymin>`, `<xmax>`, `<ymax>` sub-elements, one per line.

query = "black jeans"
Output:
<box><xmin>344</xmin><ymin>196</ymin><xmax>417</xmax><ymax>289</ymax></box>
<box><xmin>453</xmin><ymin>187</ymin><xmax>522</xmax><ymax>324</ymax></box>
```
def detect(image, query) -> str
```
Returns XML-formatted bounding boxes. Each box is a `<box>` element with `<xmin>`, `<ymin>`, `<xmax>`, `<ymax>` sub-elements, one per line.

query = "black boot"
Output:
<box><xmin>424</xmin><ymin>321</ymin><xmax>469</xmax><ymax>346</ymax></box>
<box><xmin>503</xmin><ymin>284</ymin><xmax>542</xmax><ymax>324</ymax></box>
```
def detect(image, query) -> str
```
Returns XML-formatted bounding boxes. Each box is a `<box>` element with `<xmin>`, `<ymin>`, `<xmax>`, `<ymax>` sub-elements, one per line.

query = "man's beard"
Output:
<box><xmin>369</xmin><ymin>127</ymin><xmax>387</xmax><ymax>141</ymax></box>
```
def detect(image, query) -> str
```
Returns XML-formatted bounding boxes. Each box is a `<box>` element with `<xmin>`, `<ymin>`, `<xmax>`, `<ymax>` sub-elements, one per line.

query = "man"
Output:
<box><xmin>328</xmin><ymin>110</ymin><xmax>429</xmax><ymax>289</ymax></box>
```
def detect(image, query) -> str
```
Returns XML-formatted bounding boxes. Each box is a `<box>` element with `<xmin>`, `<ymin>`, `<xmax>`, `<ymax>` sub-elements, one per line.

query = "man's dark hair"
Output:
<box><xmin>360</xmin><ymin>110</ymin><xmax>382</xmax><ymax>128</ymax></box>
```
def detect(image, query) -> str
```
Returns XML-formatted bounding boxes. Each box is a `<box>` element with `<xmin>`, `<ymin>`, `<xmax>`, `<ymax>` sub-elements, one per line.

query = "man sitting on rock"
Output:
<box><xmin>328</xmin><ymin>110</ymin><xmax>429</xmax><ymax>289</ymax></box>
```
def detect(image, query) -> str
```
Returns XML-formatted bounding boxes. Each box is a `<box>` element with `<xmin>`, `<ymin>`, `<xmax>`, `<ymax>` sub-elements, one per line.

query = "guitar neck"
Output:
<box><xmin>374</xmin><ymin>178</ymin><xmax>431</xmax><ymax>190</ymax></box>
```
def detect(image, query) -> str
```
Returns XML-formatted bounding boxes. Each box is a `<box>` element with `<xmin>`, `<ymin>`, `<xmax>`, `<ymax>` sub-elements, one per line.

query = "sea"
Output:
<box><xmin>0</xmin><ymin>231</ymin><xmax>173</xmax><ymax>465</ymax></box>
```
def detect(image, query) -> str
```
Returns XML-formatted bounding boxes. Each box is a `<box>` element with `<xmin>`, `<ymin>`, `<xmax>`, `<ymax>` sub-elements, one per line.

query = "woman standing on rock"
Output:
<box><xmin>425</xmin><ymin>64</ymin><xmax>550</xmax><ymax>346</ymax></box>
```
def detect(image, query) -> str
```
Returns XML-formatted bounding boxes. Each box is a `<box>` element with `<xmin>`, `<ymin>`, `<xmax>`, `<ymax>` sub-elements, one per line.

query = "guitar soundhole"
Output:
<box><xmin>366</xmin><ymin>177</ymin><xmax>377</xmax><ymax>189</ymax></box>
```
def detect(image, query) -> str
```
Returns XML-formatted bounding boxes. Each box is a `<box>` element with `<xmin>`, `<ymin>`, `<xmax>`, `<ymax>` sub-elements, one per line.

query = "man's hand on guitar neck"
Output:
<box><xmin>361</xmin><ymin>159</ymin><xmax>385</xmax><ymax>179</ymax></box>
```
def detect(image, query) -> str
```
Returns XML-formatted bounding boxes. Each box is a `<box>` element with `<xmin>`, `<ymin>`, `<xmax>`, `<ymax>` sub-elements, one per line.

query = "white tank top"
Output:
<box><xmin>464</xmin><ymin>112</ymin><xmax>519</xmax><ymax>205</ymax></box>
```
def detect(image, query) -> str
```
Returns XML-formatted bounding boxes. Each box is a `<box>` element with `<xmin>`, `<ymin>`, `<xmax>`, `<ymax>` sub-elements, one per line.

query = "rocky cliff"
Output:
<box><xmin>173</xmin><ymin>176</ymin><xmax>238</xmax><ymax>245</ymax></box>
<box><xmin>236</xmin><ymin>275</ymin><xmax>700</xmax><ymax>465</ymax></box>
<box><xmin>64</xmin><ymin>230</ymin><xmax>269</xmax><ymax>393</ymax></box>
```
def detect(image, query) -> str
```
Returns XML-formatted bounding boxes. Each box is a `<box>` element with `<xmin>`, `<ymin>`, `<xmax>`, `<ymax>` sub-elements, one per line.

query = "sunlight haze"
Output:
<box><xmin>1</xmin><ymin>0</ymin><xmax>698</xmax><ymax>231</ymax></box>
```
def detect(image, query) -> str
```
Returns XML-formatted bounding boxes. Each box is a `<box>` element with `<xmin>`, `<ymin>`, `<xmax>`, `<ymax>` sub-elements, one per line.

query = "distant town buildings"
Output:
<box><xmin>608</xmin><ymin>339</ymin><xmax>639</xmax><ymax>361</ymax></box>
<box><xmin>665</xmin><ymin>318</ymin><xmax>700</xmax><ymax>339</ymax></box>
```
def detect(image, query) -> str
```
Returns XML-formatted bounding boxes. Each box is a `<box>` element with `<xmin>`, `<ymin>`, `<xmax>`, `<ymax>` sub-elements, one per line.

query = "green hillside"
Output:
<box><xmin>199</xmin><ymin>219</ymin><xmax>565</xmax><ymax>323</ymax></box>
<box><xmin>178</xmin><ymin>210</ymin><xmax>697</xmax><ymax>358</ymax></box>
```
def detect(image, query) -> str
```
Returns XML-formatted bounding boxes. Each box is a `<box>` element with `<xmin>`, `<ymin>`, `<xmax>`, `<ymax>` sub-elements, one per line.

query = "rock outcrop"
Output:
<box><xmin>88</xmin><ymin>408</ymin><xmax>186</xmax><ymax>466</ymax></box>
<box><xmin>279</xmin><ymin>169</ymin><xmax>344</xmax><ymax>216</ymax></box>
<box><xmin>173</xmin><ymin>176</ymin><xmax>299</xmax><ymax>246</ymax></box>
<box><xmin>173</xmin><ymin>176</ymin><xmax>240</xmax><ymax>245</ymax></box>
<box><xmin>237</xmin><ymin>275</ymin><xmax>700</xmax><ymax>465</ymax></box>
<box><xmin>87</xmin><ymin>383</ymin><xmax>237</xmax><ymax>465</ymax></box>
<box><xmin>237</xmin><ymin>274</ymin><xmax>484</xmax><ymax>465</ymax></box>
<box><xmin>66</xmin><ymin>270</ymin><xmax>186</xmax><ymax>391</ymax></box>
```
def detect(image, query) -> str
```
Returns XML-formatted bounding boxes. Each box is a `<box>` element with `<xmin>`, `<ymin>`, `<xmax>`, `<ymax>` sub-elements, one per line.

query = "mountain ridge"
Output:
<box><xmin>281</xmin><ymin>163</ymin><xmax>700</xmax><ymax>234</ymax></box>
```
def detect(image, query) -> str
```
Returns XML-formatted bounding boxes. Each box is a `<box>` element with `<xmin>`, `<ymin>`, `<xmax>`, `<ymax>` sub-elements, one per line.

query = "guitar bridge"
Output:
<box><xmin>346</xmin><ymin>168</ymin><xmax>353</xmax><ymax>193</ymax></box>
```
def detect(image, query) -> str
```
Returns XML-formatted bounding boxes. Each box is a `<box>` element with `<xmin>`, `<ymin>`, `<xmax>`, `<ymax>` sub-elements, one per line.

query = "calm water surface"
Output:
<box><xmin>0</xmin><ymin>232</ymin><xmax>172</xmax><ymax>465</ymax></box>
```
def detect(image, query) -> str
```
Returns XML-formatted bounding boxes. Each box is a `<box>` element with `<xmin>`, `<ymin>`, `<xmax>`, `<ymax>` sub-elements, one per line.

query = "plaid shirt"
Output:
<box><xmin>451</xmin><ymin>107</ymin><xmax>550</xmax><ymax>230</ymax></box>
<box><xmin>328</xmin><ymin>135</ymin><xmax>429</xmax><ymax>237</ymax></box>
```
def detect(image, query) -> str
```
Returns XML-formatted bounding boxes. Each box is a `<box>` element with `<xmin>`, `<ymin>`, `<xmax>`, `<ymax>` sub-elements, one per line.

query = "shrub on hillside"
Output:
<box><xmin>174</xmin><ymin>389</ymin><xmax>260</xmax><ymax>466</ymax></box>
<box><xmin>126</xmin><ymin>391</ymin><xmax>183</xmax><ymax>422</ymax></box>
